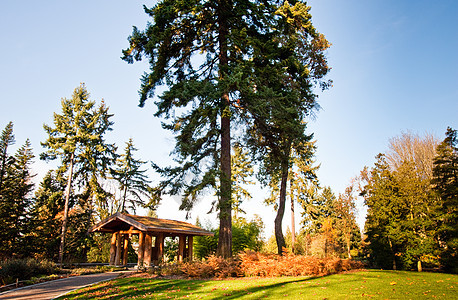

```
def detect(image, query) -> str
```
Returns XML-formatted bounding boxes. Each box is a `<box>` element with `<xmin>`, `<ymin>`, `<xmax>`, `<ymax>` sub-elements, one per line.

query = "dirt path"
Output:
<box><xmin>0</xmin><ymin>271</ymin><xmax>127</xmax><ymax>300</ymax></box>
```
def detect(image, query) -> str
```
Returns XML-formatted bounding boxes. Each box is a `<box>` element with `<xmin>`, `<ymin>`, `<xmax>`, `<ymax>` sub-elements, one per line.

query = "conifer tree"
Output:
<box><xmin>0</xmin><ymin>135</ymin><xmax>35</xmax><ymax>258</ymax></box>
<box><xmin>123</xmin><ymin>0</ymin><xmax>330</xmax><ymax>258</ymax></box>
<box><xmin>41</xmin><ymin>83</ymin><xmax>116</xmax><ymax>265</ymax></box>
<box><xmin>241</xmin><ymin>1</ymin><xmax>331</xmax><ymax>254</ymax></box>
<box><xmin>122</xmin><ymin>0</ymin><xmax>284</xmax><ymax>257</ymax></box>
<box><xmin>432</xmin><ymin>127</ymin><xmax>458</xmax><ymax>272</ymax></box>
<box><xmin>0</xmin><ymin>121</ymin><xmax>15</xmax><ymax>193</ymax></box>
<box><xmin>111</xmin><ymin>138</ymin><xmax>155</xmax><ymax>214</ymax></box>
<box><xmin>29</xmin><ymin>170</ymin><xmax>66</xmax><ymax>261</ymax></box>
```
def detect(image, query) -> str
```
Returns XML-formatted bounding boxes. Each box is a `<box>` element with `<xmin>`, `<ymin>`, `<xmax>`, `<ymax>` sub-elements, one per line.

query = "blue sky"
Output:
<box><xmin>1</xmin><ymin>1</ymin><xmax>457</xmax><ymax>236</ymax></box>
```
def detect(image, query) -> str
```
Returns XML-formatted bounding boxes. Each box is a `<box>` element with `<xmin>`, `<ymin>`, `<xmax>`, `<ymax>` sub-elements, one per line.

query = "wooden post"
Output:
<box><xmin>143</xmin><ymin>232</ymin><xmax>152</xmax><ymax>268</ymax></box>
<box><xmin>178</xmin><ymin>235</ymin><xmax>185</xmax><ymax>263</ymax></box>
<box><xmin>109</xmin><ymin>232</ymin><xmax>117</xmax><ymax>265</ymax></box>
<box><xmin>188</xmin><ymin>236</ymin><xmax>193</xmax><ymax>261</ymax></box>
<box><xmin>157</xmin><ymin>233</ymin><xmax>164</xmax><ymax>264</ymax></box>
<box><xmin>122</xmin><ymin>234</ymin><xmax>129</xmax><ymax>265</ymax></box>
<box><xmin>115</xmin><ymin>232</ymin><xmax>122</xmax><ymax>266</ymax></box>
<box><xmin>137</xmin><ymin>232</ymin><xmax>145</xmax><ymax>268</ymax></box>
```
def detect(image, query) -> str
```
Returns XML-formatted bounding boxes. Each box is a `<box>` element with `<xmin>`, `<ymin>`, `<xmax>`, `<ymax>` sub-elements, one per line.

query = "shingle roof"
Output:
<box><xmin>89</xmin><ymin>212</ymin><xmax>214</xmax><ymax>236</ymax></box>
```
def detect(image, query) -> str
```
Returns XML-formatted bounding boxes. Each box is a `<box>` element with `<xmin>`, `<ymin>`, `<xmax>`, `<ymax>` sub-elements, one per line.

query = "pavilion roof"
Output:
<box><xmin>89</xmin><ymin>212</ymin><xmax>214</xmax><ymax>236</ymax></box>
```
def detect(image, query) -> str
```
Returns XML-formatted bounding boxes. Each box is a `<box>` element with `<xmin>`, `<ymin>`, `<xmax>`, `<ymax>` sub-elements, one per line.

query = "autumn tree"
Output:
<box><xmin>41</xmin><ymin>83</ymin><xmax>116</xmax><ymax>265</ymax></box>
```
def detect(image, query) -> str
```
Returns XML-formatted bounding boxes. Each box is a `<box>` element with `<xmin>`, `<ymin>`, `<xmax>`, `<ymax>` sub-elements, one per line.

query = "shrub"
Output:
<box><xmin>175</xmin><ymin>251</ymin><xmax>365</xmax><ymax>279</ymax></box>
<box><xmin>180</xmin><ymin>255</ymin><xmax>242</xmax><ymax>278</ymax></box>
<box><xmin>0</xmin><ymin>258</ymin><xmax>58</xmax><ymax>285</ymax></box>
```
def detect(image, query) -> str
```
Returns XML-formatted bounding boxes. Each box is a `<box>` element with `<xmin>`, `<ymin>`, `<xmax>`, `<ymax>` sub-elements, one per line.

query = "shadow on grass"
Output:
<box><xmin>63</xmin><ymin>270</ymin><xmax>448</xmax><ymax>300</ymax></box>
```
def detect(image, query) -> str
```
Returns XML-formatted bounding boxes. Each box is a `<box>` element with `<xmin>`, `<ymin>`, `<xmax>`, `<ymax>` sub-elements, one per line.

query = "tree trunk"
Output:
<box><xmin>216</xmin><ymin>0</ymin><xmax>232</xmax><ymax>258</ymax></box>
<box><xmin>275</xmin><ymin>155</ymin><xmax>290</xmax><ymax>255</ymax></box>
<box><xmin>388</xmin><ymin>237</ymin><xmax>397</xmax><ymax>270</ymax></box>
<box><xmin>59</xmin><ymin>152</ymin><xmax>74</xmax><ymax>266</ymax></box>
<box><xmin>290</xmin><ymin>184</ymin><xmax>296</xmax><ymax>253</ymax></box>
<box><xmin>120</xmin><ymin>185</ymin><xmax>128</xmax><ymax>212</ymax></box>
<box><xmin>346</xmin><ymin>233</ymin><xmax>352</xmax><ymax>259</ymax></box>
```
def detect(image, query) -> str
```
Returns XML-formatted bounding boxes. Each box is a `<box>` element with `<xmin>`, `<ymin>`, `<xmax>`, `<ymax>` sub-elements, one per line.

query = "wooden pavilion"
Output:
<box><xmin>89</xmin><ymin>212</ymin><xmax>214</xmax><ymax>267</ymax></box>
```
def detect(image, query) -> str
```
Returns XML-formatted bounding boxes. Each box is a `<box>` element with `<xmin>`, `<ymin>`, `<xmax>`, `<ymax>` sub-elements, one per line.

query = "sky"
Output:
<box><xmin>1</xmin><ymin>0</ymin><xmax>457</xmax><ymax>237</ymax></box>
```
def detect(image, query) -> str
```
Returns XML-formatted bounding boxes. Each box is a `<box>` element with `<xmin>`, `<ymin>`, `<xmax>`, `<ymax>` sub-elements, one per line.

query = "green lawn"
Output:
<box><xmin>58</xmin><ymin>270</ymin><xmax>457</xmax><ymax>299</ymax></box>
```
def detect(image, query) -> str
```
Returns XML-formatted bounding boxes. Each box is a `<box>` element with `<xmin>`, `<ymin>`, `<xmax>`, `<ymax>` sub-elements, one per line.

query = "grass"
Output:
<box><xmin>57</xmin><ymin>270</ymin><xmax>457</xmax><ymax>299</ymax></box>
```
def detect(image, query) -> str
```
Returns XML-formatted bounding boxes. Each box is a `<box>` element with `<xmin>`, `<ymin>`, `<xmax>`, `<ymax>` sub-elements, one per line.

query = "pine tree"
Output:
<box><xmin>122</xmin><ymin>0</ymin><xmax>278</xmax><ymax>257</ymax></box>
<box><xmin>0</xmin><ymin>136</ymin><xmax>35</xmax><ymax>258</ymax></box>
<box><xmin>432</xmin><ymin>127</ymin><xmax>458</xmax><ymax>272</ymax></box>
<box><xmin>29</xmin><ymin>170</ymin><xmax>66</xmax><ymax>261</ymax></box>
<box><xmin>240</xmin><ymin>1</ymin><xmax>331</xmax><ymax>255</ymax></box>
<box><xmin>123</xmin><ymin>1</ymin><xmax>330</xmax><ymax>257</ymax></box>
<box><xmin>0</xmin><ymin>121</ymin><xmax>15</xmax><ymax>193</ymax></box>
<box><xmin>111</xmin><ymin>138</ymin><xmax>155</xmax><ymax>214</ymax></box>
<box><xmin>41</xmin><ymin>83</ymin><xmax>116</xmax><ymax>265</ymax></box>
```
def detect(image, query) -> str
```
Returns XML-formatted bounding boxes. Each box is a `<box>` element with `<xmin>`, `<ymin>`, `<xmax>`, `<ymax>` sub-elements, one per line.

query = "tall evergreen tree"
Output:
<box><xmin>123</xmin><ymin>0</ymin><xmax>278</xmax><ymax>257</ymax></box>
<box><xmin>123</xmin><ymin>1</ymin><xmax>330</xmax><ymax>257</ymax></box>
<box><xmin>0</xmin><ymin>121</ymin><xmax>15</xmax><ymax>193</ymax></box>
<box><xmin>111</xmin><ymin>138</ymin><xmax>155</xmax><ymax>214</ymax></box>
<box><xmin>41</xmin><ymin>83</ymin><xmax>116</xmax><ymax>265</ymax></box>
<box><xmin>29</xmin><ymin>170</ymin><xmax>66</xmax><ymax>261</ymax></box>
<box><xmin>432</xmin><ymin>127</ymin><xmax>458</xmax><ymax>272</ymax></box>
<box><xmin>241</xmin><ymin>1</ymin><xmax>331</xmax><ymax>254</ymax></box>
<box><xmin>0</xmin><ymin>137</ymin><xmax>35</xmax><ymax>258</ymax></box>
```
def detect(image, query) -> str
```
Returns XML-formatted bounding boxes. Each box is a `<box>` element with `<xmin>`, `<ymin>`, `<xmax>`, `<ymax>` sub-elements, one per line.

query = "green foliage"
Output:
<box><xmin>41</xmin><ymin>83</ymin><xmax>116</xmax><ymax>264</ymax></box>
<box><xmin>164</xmin><ymin>237</ymin><xmax>179</xmax><ymax>263</ymax></box>
<box><xmin>194</xmin><ymin>216</ymin><xmax>265</xmax><ymax>260</ymax></box>
<box><xmin>0</xmin><ymin>123</ymin><xmax>35</xmax><ymax>259</ymax></box>
<box><xmin>231</xmin><ymin>144</ymin><xmax>254</xmax><ymax>217</ymax></box>
<box><xmin>0</xmin><ymin>258</ymin><xmax>57</xmax><ymax>284</ymax></box>
<box><xmin>29</xmin><ymin>170</ymin><xmax>66</xmax><ymax>261</ymax></box>
<box><xmin>432</xmin><ymin>127</ymin><xmax>458</xmax><ymax>273</ymax></box>
<box><xmin>86</xmin><ymin>233</ymin><xmax>111</xmax><ymax>263</ymax></box>
<box><xmin>361</xmin><ymin>131</ymin><xmax>443</xmax><ymax>271</ymax></box>
<box><xmin>110</xmin><ymin>138</ymin><xmax>156</xmax><ymax>215</ymax></box>
<box><xmin>122</xmin><ymin>0</ymin><xmax>330</xmax><ymax>258</ymax></box>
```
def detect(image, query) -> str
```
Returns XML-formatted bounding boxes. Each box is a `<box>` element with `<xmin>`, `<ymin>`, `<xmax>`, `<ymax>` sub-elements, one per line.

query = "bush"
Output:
<box><xmin>0</xmin><ymin>258</ymin><xmax>58</xmax><ymax>285</ymax></box>
<box><xmin>176</xmin><ymin>251</ymin><xmax>365</xmax><ymax>279</ymax></box>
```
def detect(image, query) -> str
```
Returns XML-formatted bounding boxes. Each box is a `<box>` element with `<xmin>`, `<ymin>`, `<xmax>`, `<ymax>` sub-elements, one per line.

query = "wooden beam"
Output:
<box><xmin>157</xmin><ymin>233</ymin><xmax>164</xmax><ymax>264</ymax></box>
<box><xmin>178</xmin><ymin>235</ymin><xmax>185</xmax><ymax>263</ymax></box>
<box><xmin>188</xmin><ymin>235</ymin><xmax>193</xmax><ymax>261</ymax></box>
<box><xmin>137</xmin><ymin>231</ymin><xmax>145</xmax><ymax>268</ymax></box>
<box><xmin>117</xmin><ymin>229</ymin><xmax>142</xmax><ymax>235</ymax></box>
<box><xmin>143</xmin><ymin>232</ymin><xmax>152</xmax><ymax>268</ymax></box>
<box><xmin>109</xmin><ymin>232</ymin><xmax>117</xmax><ymax>265</ymax></box>
<box><xmin>122</xmin><ymin>234</ymin><xmax>129</xmax><ymax>265</ymax></box>
<box><xmin>114</xmin><ymin>232</ymin><xmax>122</xmax><ymax>266</ymax></box>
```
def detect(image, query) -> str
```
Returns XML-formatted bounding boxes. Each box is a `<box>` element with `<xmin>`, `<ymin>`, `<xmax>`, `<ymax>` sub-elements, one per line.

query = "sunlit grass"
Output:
<box><xmin>57</xmin><ymin>270</ymin><xmax>457</xmax><ymax>299</ymax></box>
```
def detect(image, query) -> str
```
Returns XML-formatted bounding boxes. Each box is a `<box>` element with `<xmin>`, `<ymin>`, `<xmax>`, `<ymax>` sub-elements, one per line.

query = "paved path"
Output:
<box><xmin>0</xmin><ymin>271</ymin><xmax>126</xmax><ymax>300</ymax></box>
